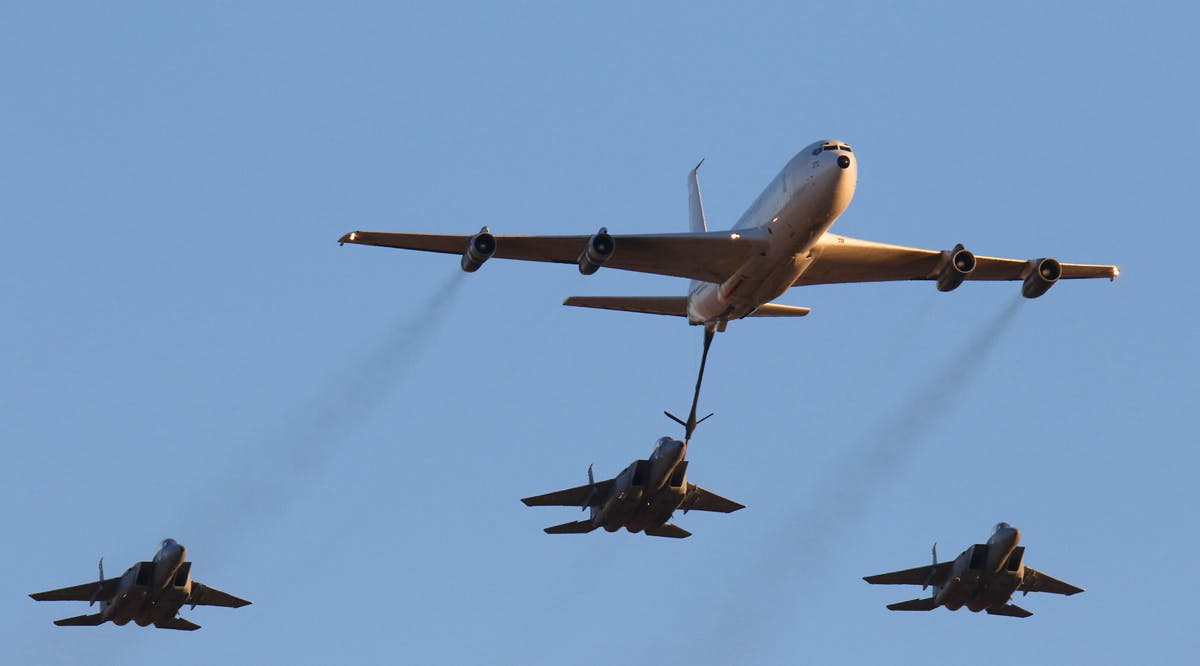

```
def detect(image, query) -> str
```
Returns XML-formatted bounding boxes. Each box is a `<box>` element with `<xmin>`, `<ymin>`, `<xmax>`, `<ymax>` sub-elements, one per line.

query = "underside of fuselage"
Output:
<box><xmin>687</xmin><ymin>141</ymin><xmax>858</xmax><ymax>327</ymax></box>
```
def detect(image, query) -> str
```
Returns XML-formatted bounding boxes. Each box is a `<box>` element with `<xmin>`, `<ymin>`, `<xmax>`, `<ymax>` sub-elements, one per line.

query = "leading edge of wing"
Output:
<box><xmin>339</xmin><ymin>229</ymin><xmax>768</xmax><ymax>284</ymax></box>
<box><xmin>30</xmin><ymin>578</ymin><xmax>121</xmax><ymax>603</ymax></box>
<box><xmin>521</xmin><ymin>479</ymin><xmax>614</xmax><ymax>508</ymax></box>
<box><xmin>863</xmin><ymin>562</ymin><xmax>953</xmax><ymax>587</ymax></box>
<box><xmin>797</xmin><ymin>234</ymin><xmax>1118</xmax><ymax>285</ymax></box>
<box><xmin>189</xmin><ymin>582</ymin><xmax>252</xmax><ymax>608</ymax></box>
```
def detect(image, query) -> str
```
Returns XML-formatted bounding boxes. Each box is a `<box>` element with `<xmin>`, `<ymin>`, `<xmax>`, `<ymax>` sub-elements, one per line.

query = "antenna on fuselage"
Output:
<box><xmin>663</xmin><ymin>328</ymin><xmax>716</xmax><ymax>443</ymax></box>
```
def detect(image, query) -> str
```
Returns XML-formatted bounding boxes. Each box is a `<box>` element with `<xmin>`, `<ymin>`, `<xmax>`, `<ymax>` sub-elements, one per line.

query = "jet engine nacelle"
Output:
<box><xmin>578</xmin><ymin>227</ymin><xmax>615</xmax><ymax>275</ymax></box>
<box><xmin>1021</xmin><ymin>257</ymin><xmax>1061</xmax><ymax>298</ymax></box>
<box><xmin>460</xmin><ymin>227</ymin><xmax>497</xmax><ymax>273</ymax></box>
<box><xmin>936</xmin><ymin>244</ymin><xmax>977</xmax><ymax>292</ymax></box>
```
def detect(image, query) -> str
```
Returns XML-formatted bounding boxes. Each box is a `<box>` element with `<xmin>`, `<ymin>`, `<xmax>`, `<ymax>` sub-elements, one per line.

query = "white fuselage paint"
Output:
<box><xmin>687</xmin><ymin>140</ymin><xmax>858</xmax><ymax>326</ymax></box>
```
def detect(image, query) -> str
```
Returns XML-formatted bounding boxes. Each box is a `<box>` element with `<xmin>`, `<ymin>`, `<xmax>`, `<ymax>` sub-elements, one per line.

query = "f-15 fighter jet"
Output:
<box><xmin>522</xmin><ymin>331</ymin><xmax>743</xmax><ymax>538</ymax></box>
<box><xmin>340</xmin><ymin>141</ymin><xmax>1118</xmax><ymax>332</ymax></box>
<box><xmin>30</xmin><ymin>539</ymin><xmax>250</xmax><ymax>630</ymax></box>
<box><xmin>864</xmin><ymin>523</ymin><xmax>1083</xmax><ymax>617</ymax></box>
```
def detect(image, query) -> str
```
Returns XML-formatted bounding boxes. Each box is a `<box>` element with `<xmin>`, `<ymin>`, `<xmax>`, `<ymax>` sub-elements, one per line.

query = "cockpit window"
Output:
<box><xmin>841</xmin><ymin>145</ymin><xmax>852</xmax><ymax>153</ymax></box>
<box><xmin>822</xmin><ymin>145</ymin><xmax>838</xmax><ymax>151</ymax></box>
<box><xmin>992</xmin><ymin>522</ymin><xmax>1011</xmax><ymax>533</ymax></box>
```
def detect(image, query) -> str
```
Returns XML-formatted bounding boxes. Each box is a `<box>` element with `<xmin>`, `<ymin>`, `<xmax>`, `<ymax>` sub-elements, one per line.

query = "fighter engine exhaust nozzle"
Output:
<box><xmin>578</xmin><ymin>227</ymin><xmax>615</xmax><ymax>275</ymax></box>
<box><xmin>1021</xmin><ymin>257</ymin><xmax>1061</xmax><ymax>298</ymax></box>
<box><xmin>461</xmin><ymin>227</ymin><xmax>497</xmax><ymax>272</ymax></box>
<box><xmin>936</xmin><ymin>244</ymin><xmax>976</xmax><ymax>292</ymax></box>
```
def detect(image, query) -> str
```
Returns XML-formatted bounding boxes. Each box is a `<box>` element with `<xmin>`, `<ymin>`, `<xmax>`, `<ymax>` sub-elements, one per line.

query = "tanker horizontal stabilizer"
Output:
<box><xmin>885</xmin><ymin>597</ymin><xmax>939</xmax><ymax>612</ymax></box>
<box><xmin>985</xmin><ymin>604</ymin><xmax>1033</xmax><ymax>618</ymax></box>
<box><xmin>643</xmin><ymin>524</ymin><xmax>692</xmax><ymax>538</ymax></box>
<box><xmin>544</xmin><ymin>520</ymin><xmax>598</xmax><ymax>534</ymax></box>
<box><xmin>53</xmin><ymin>613</ymin><xmax>105</xmax><ymax>627</ymax></box>
<box><xmin>564</xmin><ymin>296</ymin><xmax>809</xmax><ymax>318</ymax></box>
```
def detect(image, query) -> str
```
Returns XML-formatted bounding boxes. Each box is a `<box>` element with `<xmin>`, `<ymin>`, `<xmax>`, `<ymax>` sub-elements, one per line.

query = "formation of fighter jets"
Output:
<box><xmin>31</xmin><ymin>139</ymin><xmax>1114</xmax><ymax>629</ymax></box>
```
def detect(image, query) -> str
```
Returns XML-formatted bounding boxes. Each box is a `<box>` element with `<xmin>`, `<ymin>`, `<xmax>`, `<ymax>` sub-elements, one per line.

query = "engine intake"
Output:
<box><xmin>578</xmin><ymin>227</ymin><xmax>615</xmax><ymax>275</ymax></box>
<box><xmin>1022</xmin><ymin>257</ymin><xmax>1061</xmax><ymax>298</ymax></box>
<box><xmin>936</xmin><ymin>243</ymin><xmax>976</xmax><ymax>292</ymax></box>
<box><xmin>461</xmin><ymin>227</ymin><xmax>497</xmax><ymax>272</ymax></box>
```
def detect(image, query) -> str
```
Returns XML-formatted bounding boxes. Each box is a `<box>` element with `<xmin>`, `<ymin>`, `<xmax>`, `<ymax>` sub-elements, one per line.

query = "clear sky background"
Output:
<box><xmin>3</xmin><ymin>3</ymin><xmax>1196</xmax><ymax>664</ymax></box>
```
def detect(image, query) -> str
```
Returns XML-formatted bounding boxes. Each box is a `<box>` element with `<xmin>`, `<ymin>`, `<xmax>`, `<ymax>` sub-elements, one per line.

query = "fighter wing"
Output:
<box><xmin>863</xmin><ymin>562</ymin><xmax>955</xmax><ymax>587</ymax></box>
<box><xmin>339</xmin><ymin>230</ymin><xmax>769</xmax><ymax>284</ymax></box>
<box><xmin>521</xmin><ymin>478</ymin><xmax>615</xmax><ymax>508</ymax></box>
<box><xmin>678</xmin><ymin>483</ymin><xmax>745</xmax><ymax>513</ymax></box>
<box><xmin>188</xmin><ymin>582</ymin><xmax>252</xmax><ymax>608</ymax></box>
<box><xmin>30</xmin><ymin>577</ymin><xmax>122</xmax><ymax>602</ymax></box>
<box><xmin>794</xmin><ymin>234</ymin><xmax>1119</xmax><ymax>285</ymax></box>
<box><xmin>1020</xmin><ymin>567</ymin><xmax>1084</xmax><ymax>596</ymax></box>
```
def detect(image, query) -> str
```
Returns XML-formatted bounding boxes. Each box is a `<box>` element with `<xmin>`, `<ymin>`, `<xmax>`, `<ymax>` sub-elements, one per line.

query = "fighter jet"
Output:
<box><xmin>521</xmin><ymin>331</ymin><xmax>743</xmax><ymax>538</ymax></box>
<box><xmin>339</xmin><ymin>140</ymin><xmax>1118</xmax><ymax>332</ymax></box>
<box><xmin>863</xmin><ymin>523</ymin><xmax>1083</xmax><ymax>617</ymax></box>
<box><xmin>30</xmin><ymin>539</ymin><xmax>250</xmax><ymax>630</ymax></box>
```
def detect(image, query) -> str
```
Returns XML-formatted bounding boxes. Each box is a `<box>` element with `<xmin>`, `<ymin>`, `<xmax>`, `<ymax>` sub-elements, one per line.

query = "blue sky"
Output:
<box><xmin>3</xmin><ymin>2</ymin><xmax>1196</xmax><ymax>664</ymax></box>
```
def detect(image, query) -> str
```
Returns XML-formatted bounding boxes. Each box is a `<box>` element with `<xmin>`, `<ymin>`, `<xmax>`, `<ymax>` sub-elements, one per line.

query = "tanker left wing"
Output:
<box><xmin>796</xmin><ymin>234</ymin><xmax>1119</xmax><ymax>286</ymax></box>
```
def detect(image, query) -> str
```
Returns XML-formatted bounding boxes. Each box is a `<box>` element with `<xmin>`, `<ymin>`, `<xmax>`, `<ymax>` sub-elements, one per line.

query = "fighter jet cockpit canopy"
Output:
<box><xmin>992</xmin><ymin>522</ymin><xmax>1013</xmax><ymax>534</ymax></box>
<box><xmin>161</xmin><ymin>538</ymin><xmax>178</xmax><ymax>549</ymax></box>
<box><xmin>652</xmin><ymin>436</ymin><xmax>682</xmax><ymax>458</ymax></box>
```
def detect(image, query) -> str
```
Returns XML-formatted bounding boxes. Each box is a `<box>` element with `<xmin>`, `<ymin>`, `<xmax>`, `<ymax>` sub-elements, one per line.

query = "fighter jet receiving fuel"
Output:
<box><xmin>339</xmin><ymin>140</ymin><xmax>1118</xmax><ymax>332</ymax></box>
<box><xmin>29</xmin><ymin>539</ymin><xmax>250</xmax><ymax>631</ymax></box>
<box><xmin>863</xmin><ymin>523</ymin><xmax>1083</xmax><ymax>618</ymax></box>
<box><xmin>522</xmin><ymin>332</ymin><xmax>743</xmax><ymax>538</ymax></box>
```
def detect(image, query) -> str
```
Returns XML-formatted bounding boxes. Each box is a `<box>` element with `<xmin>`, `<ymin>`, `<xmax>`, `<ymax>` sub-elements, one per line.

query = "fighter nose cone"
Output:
<box><xmin>837</xmin><ymin>154</ymin><xmax>851</xmax><ymax>169</ymax></box>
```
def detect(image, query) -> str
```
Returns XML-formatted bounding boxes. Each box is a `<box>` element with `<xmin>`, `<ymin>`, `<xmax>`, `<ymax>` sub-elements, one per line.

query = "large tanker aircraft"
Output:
<box><xmin>339</xmin><ymin>140</ymin><xmax>1118</xmax><ymax>331</ymax></box>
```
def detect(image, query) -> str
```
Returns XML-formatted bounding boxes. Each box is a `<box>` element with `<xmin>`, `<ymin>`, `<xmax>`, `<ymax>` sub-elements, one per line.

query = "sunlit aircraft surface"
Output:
<box><xmin>30</xmin><ymin>539</ymin><xmax>250</xmax><ymax>630</ymax></box>
<box><xmin>521</xmin><ymin>332</ymin><xmax>742</xmax><ymax>538</ymax></box>
<box><xmin>339</xmin><ymin>140</ymin><xmax>1119</xmax><ymax>331</ymax></box>
<box><xmin>863</xmin><ymin>523</ymin><xmax>1083</xmax><ymax>618</ymax></box>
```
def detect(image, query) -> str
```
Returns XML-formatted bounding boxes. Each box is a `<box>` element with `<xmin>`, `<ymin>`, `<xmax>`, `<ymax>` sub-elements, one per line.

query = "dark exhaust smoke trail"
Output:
<box><xmin>184</xmin><ymin>271</ymin><xmax>466</xmax><ymax>552</ymax></box>
<box><xmin>695</xmin><ymin>296</ymin><xmax>1024</xmax><ymax>661</ymax></box>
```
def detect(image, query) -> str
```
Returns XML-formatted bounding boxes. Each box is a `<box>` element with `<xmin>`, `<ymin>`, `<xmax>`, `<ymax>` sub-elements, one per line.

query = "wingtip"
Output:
<box><xmin>338</xmin><ymin>231</ymin><xmax>359</xmax><ymax>246</ymax></box>
<box><xmin>692</xmin><ymin>158</ymin><xmax>705</xmax><ymax>173</ymax></box>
